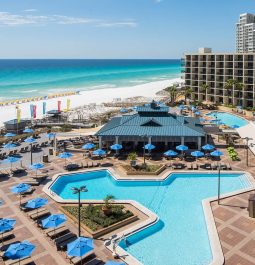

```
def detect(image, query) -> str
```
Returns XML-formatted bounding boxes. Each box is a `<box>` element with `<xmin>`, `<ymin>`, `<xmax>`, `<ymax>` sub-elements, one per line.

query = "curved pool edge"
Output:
<box><xmin>43</xmin><ymin>168</ymin><xmax>255</xmax><ymax>265</ymax></box>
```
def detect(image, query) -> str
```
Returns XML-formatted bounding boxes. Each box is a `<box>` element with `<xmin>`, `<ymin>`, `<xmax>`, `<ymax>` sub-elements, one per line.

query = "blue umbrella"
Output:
<box><xmin>3</xmin><ymin>143</ymin><xmax>16</xmax><ymax>149</ymax></box>
<box><xmin>41</xmin><ymin>214</ymin><xmax>67</xmax><ymax>236</ymax></box>
<box><xmin>144</xmin><ymin>144</ymin><xmax>155</xmax><ymax>150</ymax></box>
<box><xmin>23</xmin><ymin>128</ymin><xmax>34</xmax><ymax>133</ymax></box>
<box><xmin>25</xmin><ymin>197</ymin><xmax>48</xmax><ymax>209</ymax></box>
<box><xmin>231</xmin><ymin>124</ymin><xmax>240</xmax><ymax>129</ymax></box>
<box><xmin>24</xmin><ymin>137</ymin><xmax>36</xmax><ymax>143</ymax></box>
<box><xmin>105</xmin><ymin>261</ymin><xmax>125</xmax><ymax>265</ymax></box>
<box><xmin>29</xmin><ymin>163</ymin><xmax>44</xmax><ymax>178</ymax></box>
<box><xmin>47</xmin><ymin>132</ymin><xmax>56</xmax><ymax>139</ymax></box>
<box><xmin>178</xmin><ymin>105</ymin><xmax>185</xmax><ymax>110</ymax></box>
<box><xmin>4</xmin><ymin>240</ymin><xmax>35</xmax><ymax>260</ymax></box>
<box><xmin>58</xmin><ymin>152</ymin><xmax>73</xmax><ymax>166</ymax></box>
<box><xmin>93</xmin><ymin>149</ymin><xmax>106</xmax><ymax>156</ymax></box>
<box><xmin>194</xmin><ymin>111</ymin><xmax>201</xmax><ymax>116</ymax></box>
<box><xmin>191</xmin><ymin>151</ymin><xmax>204</xmax><ymax>158</ymax></box>
<box><xmin>67</xmin><ymin>237</ymin><xmax>94</xmax><ymax>258</ymax></box>
<box><xmin>202</xmin><ymin>144</ymin><xmax>215</xmax><ymax>151</ymax></box>
<box><xmin>4</xmin><ymin>133</ymin><xmax>16</xmax><ymax>137</ymax></box>
<box><xmin>82</xmin><ymin>143</ymin><xmax>95</xmax><ymax>150</ymax></box>
<box><xmin>120</xmin><ymin>108</ymin><xmax>128</xmax><ymax>113</ymax></box>
<box><xmin>210</xmin><ymin>150</ymin><xmax>224</xmax><ymax>157</ymax></box>
<box><xmin>10</xmin><ymin>183</ymin><xmax>31</xmax><ymax>205</ymax></box>
<box><xmin>164</xmin><ymin>150</ymin><xmax>178</xmax><ymax>157</ymax></box>
<box><xmin>191</xmin><ymin>106</ymin><xmax>196</xmax><ymax>112</ymax></box>
<box><xmin>2</xmin><ymin>156</ymin><xmax>21</xmax><ymax>170</ymax></box>
<box><xmin>176</xmin><ymin>145</ymin><xmax>188</xmax><ymax>151</ymax></box>
<box><xmin>0</xmin><ymin>218</ymin><xmax>16</xmax><ymax>234</ymax></box>
<box><xmin>110</xmin><ymin>144</ymin><xmax>123</xmax><ymax>151</ymax></box>
<box><xmin>199</xmin><ymin>117</ymin><xmax>206</xmax><ymax>123</ymax></box>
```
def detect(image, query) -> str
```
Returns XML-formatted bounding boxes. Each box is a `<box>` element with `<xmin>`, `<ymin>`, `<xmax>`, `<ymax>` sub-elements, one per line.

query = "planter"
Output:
<box><xmin>130</xmin><ymin>160</ymin><xmax>137</xmax><ymax>167</ymax></box>
<box><xmin>123</xmin><ymin>165</ymin><xmax>166</xmax><ymax>176</ymax></box>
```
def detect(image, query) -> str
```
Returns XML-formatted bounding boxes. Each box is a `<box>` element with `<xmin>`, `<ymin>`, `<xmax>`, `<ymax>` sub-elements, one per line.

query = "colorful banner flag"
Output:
<box><xmin>43</xmin><ymin>102</ymin><xmax>46</xmax><ymax>115</ymax></box>
<box><xmin>58</xmin><ymin>100</ymin><xmax>61</xmax><ymax>112</ymax></box>
<box><xmin>30</xmin><ymin>104</ymin><xmax>34</xmax><ymax>118</ymax></box>
<box><xmin>67</xmin><ymin>98</ymin><xmax>70</xmax><ymax>111</ymax></box>
<box><xmin>17</xmin><ymin>109</ymin><xmax>21</xmax><ymax>123</ymax></box>
<box><xmin>33</xmin><ymin>105</ymin><xmax>37</xmax><ymax>119</ymax></box>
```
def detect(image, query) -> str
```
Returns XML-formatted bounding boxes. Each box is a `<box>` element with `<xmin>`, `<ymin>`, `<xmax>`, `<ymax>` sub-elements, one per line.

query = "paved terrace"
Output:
<box><xmin>0</xmin><ymin>132</ymin><xmax>255</xmax><ymax>264</ymax></box>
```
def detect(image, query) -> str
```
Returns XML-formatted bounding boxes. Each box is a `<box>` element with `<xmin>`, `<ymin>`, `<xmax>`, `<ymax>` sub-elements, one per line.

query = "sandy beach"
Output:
<box><xmin>0</xmin><ymin>77</ymin><xmax>182</xmax><ymax>127</ymax></box>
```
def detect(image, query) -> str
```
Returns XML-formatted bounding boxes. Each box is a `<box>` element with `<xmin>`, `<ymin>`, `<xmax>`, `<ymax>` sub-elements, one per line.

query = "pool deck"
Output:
<box><xmin>1</xmin><ymin>134</ymin><xmax>255</xmax><ymax>264</ymax></box>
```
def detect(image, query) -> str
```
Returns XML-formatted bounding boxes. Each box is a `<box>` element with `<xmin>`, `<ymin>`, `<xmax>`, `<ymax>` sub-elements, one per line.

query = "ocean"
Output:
<box><xmin>0</xmin><ymin>59</ymin><xmax>181</xmax><ymax>100</ymax></box>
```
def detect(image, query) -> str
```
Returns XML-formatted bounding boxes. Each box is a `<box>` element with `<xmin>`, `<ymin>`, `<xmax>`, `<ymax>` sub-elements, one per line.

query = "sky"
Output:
<box><xmin>0</xmin><ymin>0</ymin><xmax>255</xmax><ymax>59</ymax></box>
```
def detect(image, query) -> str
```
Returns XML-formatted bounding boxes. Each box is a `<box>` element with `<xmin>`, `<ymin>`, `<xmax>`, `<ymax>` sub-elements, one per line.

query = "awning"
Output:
<box><xmin>236</xmin><ymin>122</ymin><xmax>255</xmax><ymax>154</ymax></box>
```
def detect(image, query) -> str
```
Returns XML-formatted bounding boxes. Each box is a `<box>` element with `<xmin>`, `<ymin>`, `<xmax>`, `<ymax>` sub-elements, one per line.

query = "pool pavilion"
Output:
<box><xmin>96</xmin><ymin>102</ymin><xmax>206</xmax><ymax>152</ymax></box>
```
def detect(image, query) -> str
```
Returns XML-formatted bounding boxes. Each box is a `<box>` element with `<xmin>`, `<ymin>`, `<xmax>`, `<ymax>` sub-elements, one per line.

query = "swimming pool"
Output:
<box><xmin>205</xmin><ymin>111</ymin><xmax>248</xmax><ymax>127</ymax></box>
<box><xmin>50</xmin><ymin>170</ymin><xmax>251</xmax><ymax>265</ymax></box>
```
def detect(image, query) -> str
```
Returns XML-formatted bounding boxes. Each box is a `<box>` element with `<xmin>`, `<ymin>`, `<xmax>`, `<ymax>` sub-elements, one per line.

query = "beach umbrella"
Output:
<box><xmin>92</xmin><ymin>149</ymin><xmax>106</xmax><ymax>156</ymax></box>
<box><xmin>82</xmin><ymin>143</ymin><xmax>95</xmax><ymax>150</ymax></box>
<box><xmin>2</xmin><ymin>156</ymin><xmax>21</xmax><ymax>170</ymax></box>
<box><xmin>58</xmin><ymin>152</ymin><xmax>73</xmax><ymax>166</ymax></box>
<box><xmin>202</xmin><ymin>144</ymin><xmax>215</xmax><ymax>151</ymax></box>
<box><xmin>194</xmin><ymin>111</ymin><xmax>201</xmax><ymax>116</ymax></box>
<box><xmin>41</xmin><ymin>214</ymin><xmax>67</xmax><ymax>237</ymax></box>
<box><xmin>4</xmin><ymin>240</ymin><xmax>35</xmax><ymax>261</ymax></box>
<box><xmin>10</xmin><ymin>183</ymin><xmax>31</xmax><ymax>206</ymax></box>
<box><xmin>24</xmin><ymin>137</ymin><xmax>36</xmax><ymax>143</ymax></box>
<box><xmin>144</xmin><ymin>144</ymin><xmax>156</xmax><ymax>150</ymax></box>
<box><xmin>120</xmin><ymin>108</ymin><xmax>128</xmax><ymax>113</ymax></box>
<box><xmin>110</xmin><ymin>144</ymin><xmax>123</xmax><ymax>151</ymax></box>
<box><xmin>231</xmin><ymin>124</ymin><xmax>240</xmax><ymax>129</ymax></box>
<box><xmin>67</xmin><ymin>237</ymin><xmax>94</xmax><ymax>263</ymax></box>
<box><xmin>4</xmin><ymin>133</ymin><xmax>16</xmax><ymax>138</ymax></box>
<box><xmin>47</xmin><ymin>132</ymin><xmax>56</xmax><ymax>139</ymax></box>
<box><xmin>191</xmin><ymin>151</ymin><xmax>204</xmax><ymax>159</ymax></box>
<box><xmin>29</xmin><ymin>163</ymin><xmax>44</xmax><ymax>178</ymax></box>
<box><xmin>176</xmin><ymin>145</ymin><xmax>188</xmax><ymax>151</ymax></box>
<box><xmin>210</xmin><ymin>150</ymin><xmax>224</xmax><ymax>157</ymax></box>
<box><xmin>191</xmin><ymin>106</ymin><xmax>196</xmax><ymax>112</ymax></box>
<box><xmin>105</xmin><ymin>261</ymin><xmax>125</xmax><ymax>265</ymax></box>
<box><xmin>0</xmin><ymin>218</ymin><xmax>16</xmax><ymax>244</ymax></box>
<box><xmin>23</xmin><ymin>128</ymin><xmax>34</xmax><ymax>133</ymax></box>
<box><xmin>25</xmin><ymin>197</ymin><xmax>48</xmax><ymax>221</ymax></box>
<box><xmin>164</xmin><ymin>150</ymin><xmax>178</xmax><ymax>157</ymax></box>
<box><xmin>3</xmin><ymin>143</ymin><xmax>16</xmax><ymax>149</ymax></box>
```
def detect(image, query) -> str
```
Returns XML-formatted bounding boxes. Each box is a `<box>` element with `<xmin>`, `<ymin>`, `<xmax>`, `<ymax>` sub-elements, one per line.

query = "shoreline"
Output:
<box><xmin>0</xmin><ymin>77</ymin><xmax>182</xmax><ymax>127</ymax></box>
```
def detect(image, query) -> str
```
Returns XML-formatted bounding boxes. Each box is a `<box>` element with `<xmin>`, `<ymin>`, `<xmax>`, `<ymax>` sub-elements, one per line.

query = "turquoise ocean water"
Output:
<box><xmin>0</xmin><ymin>59</ymin><xmax>181</xmax><ymax>100</ymax></box>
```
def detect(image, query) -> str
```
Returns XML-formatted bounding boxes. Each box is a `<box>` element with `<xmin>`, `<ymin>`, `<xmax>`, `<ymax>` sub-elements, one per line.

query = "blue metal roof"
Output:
<box><xmin>96</xmin><ymin>110</ymin><xmax>205</xmax><ymax>137</ymax></box>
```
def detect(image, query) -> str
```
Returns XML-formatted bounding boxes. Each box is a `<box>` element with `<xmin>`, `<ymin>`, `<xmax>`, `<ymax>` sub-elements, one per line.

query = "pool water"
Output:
<box><xmin>51</xmin><ymin>171</ymin><xmax>251</xmax><ymax>265</ymax></box>
<box><xmin>205</xmin><ymin>111</ymin><xmax>248</xmax><ymax>127</ymax></box>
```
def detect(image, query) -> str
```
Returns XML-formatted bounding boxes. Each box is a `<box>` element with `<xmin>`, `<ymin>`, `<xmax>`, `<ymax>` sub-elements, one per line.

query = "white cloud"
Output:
<box><xmin>23</xmin><ymin>9</ymin><xmax>37</xmax><ymax>12</ymax></box>
<box><xmin>0</xmin><ymin>11</ymin><xmax>137</xmax><ymax>28</ymax></box>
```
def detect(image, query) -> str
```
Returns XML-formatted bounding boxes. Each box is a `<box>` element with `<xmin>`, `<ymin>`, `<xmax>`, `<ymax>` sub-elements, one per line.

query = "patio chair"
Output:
<box><xmin>226</xmin><ymin>163</ymin><xmax>232</xmax><ymax>170</ymax></box>
<box><xmin>187</xmin><ymin>163</ymin><xmax>193</xmax><ymax>170</ymax></box>
<box><xmin>70</xmin><ymin>251</ymin><xmax>96</xmax><ymax>265</ymax></box>
<box><xmin>55</xmin><ymin>233</ymin><xmax>77</xmax><ymax>251</ymax></box>
<box><xmin>87</xmin><ymin>162</ymin><xmax>93</xmax><ymax>168</ymax></box>
<box><xmin>204</xmin><ymin>163</ymin><xmax>212</xmax><ymax>170</ymax></box>
<box><xmin>212</xmin><ymin>163</ymin><xmax>217</xmax><ymax>170</ymax></box>
<box><xmin>192</xmin><ymin>163</ymin><xmax>198</xmax><ymax>170</ymax></box>
<box><xmin>23</xmin><ymin>179</ymin><xmax>41</xmax><ymax>186</ymax></box>
<box><xmin>92</xmin><ymin>162</ymin><xmax>99</xmax><ymax>167</ymax></box>
<box><xmin>20</xmin><ymin>147</ymin><xmax>26</xmax><ymax>153</ymax></box>
<box><xmin>4</xmin><ymin>256</ymin><xmax>33</xmax><ymax>265</ymax></box>
<box><xmin>46</xmin><ymin>226</ymin><xmax>70</xmax><ymax>239</ymax></box>
<box><xmin>29</xmin><ymin>209</ymin><xmax>50</xmax><ymax>221</ymax></box>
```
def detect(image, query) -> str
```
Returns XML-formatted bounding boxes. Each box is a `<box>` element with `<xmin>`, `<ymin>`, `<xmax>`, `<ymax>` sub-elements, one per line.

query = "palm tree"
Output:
<box><xmin>224</xmin><ymin>79</ymin><xmax>236</xmax><ymax>105</ymax></box>
<box><xmin>165</xmin><ymin>85</ymin><xmax>178</xmax><ymax>104</ymax></box>
<box><xmin>200</xmin><ymin>83</ymin><xmax>209</xmax><ymax>101</ymax></box>
<box><xmin>182</xmin><ymin>87</ymin><xmax>193</xmax><ymax>104</ymax></box>
<box><xmin>235</xmin><ymin>82</ymin><xmax>244</xmax><ymax>107</ymax></box>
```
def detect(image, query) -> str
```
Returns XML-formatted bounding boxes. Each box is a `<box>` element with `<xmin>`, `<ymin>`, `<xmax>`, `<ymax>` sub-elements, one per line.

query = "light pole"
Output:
<box><xmin>140</xmin><ymin>134</ymin><xmax>148</xmax><ymax>166</ymax></box>
<box><xmin>217</xmin><ymin>162</ymin><xmax>221</xmax><ymax>205</ymax></box>
<box><xmin>71</xmin><ymin>186</ymin><xmax>88</xmax><ymax>237</ymax></box>
<box><xmin>242</xmin><ymin>137</ymin><xmax>253</xmax><ymax>167</ymax></box>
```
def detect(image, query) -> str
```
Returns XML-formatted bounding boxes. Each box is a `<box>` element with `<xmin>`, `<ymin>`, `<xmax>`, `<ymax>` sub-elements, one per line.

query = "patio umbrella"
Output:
<box><xmin>47</xmin><ymin>132</ymin><xmax>56</xmax><ymax>139</ymax></box>
<box><xmin>29</xmin><ymin>163</ymin><xmax>44</xmax><ymax>178</ymax></box>
<box><xmin>92</xmin><ymin>149</ymin><xmax>106</xmax><ymax>156</ymax></box>
<box><xmin>25</xmin><ymin>197</ymin><xmax>48</xmax><ymax>221</ymax></box>
<box><xmin>199</xmin><ymin>117</ymin><xmax>206</xmax><ymax>123</ymax></box>
<box><xmin>178</xmin><ymin>105</ymin><xmax>185</xmax><ymax>110</ymax></box>
<box><xmin>210</xmin><ymin>150</ymin><xmax>224</xmax><ymax>157</ymax></box>
<box><xmin>176</xmin><ymin>145</ymin><xmax>188</xmax><ymax>151</ymax></box>
<box><xmin>24</xmin><ymin>137</ymin><xmax>36</xmax><ymax>143</ymax></box>
<box><xmin>0</xmin><ymin>218</ymin><xmax>16</xmax><ymax>244</ymax></box>
<box><xmin>191</xmin><ymin>151</ymin><xmax>204</xmax><ymax>160</ymax></box>
<box><xmin>164</xmin><ymin>150</ymin><xmax>178</xmax><ymax>157</ymax></box>
<box><xmin>67</xmin><ymin>237</ymin><xmax>94</xmax><ymax>264</ymax></box>
<box><xmin>4</xmin><ymin>240</ymin><xmax>35</xmax><ymax>261</ymax></box>
<box><xmin>194</xmin><ymin>111</ymin><xmax>201</xmax><ymax>116</ymax></box>
<box><xmin>2</xmin><ymin>156</ymin><xmax>21</xmax><ymax>170</ymax></box>
<box><xmin>58</xmin><ymin>152</ymin><xmax>73</xmax><ymax>166</ymax></box>
<box><xmin>4</xmin><ymin>133</ymin><xmax>16</xmax><ymax>138</ymax></box>
<box><xmin>10</xmin><ymin>183</ymin><xmax>31</xmax><ymax>206</ymax></box>
<box><xmin>82</xmin><ymin>143</ymin><xmax>95</xmax><ymax>150</ymax></box>
<box><xmin>105</xmin><ymin>261</ymin><xmax>125</xmax><ymax>265</ymax></box>
<box><xmin>110</xmin><ymin>144</ymin><xmax>123</xmax><ymax>155</ymax></box>
<box><xmin>41</xmin><ymin>214</ymin><xmax>67</xmax><ymax>237</ymax></box>
<box><xmin>120</xmin><ymin>108</ymin><xmax>128</xmax><ymax>113</ymax></box>
<box><xmin>3</xmin><ymin>143</ymin><xmax>16</xmax><ymax>149</ymax></box>
<box><xmin>144</xmin><ymin>144</ymin><xmax>155</xmax><ymax>151</ymax></box>
<box><xmin>23</xmin><ymin>128</ymin><xmax>34</xmax><ymax>133</ymax></box>
<box><xmin>231</xmin><ymin>124</ymin><xmax>240</xmax><ymax>129</ymax></box>
<box><xmin>202</xmin><ymin>144</ymin><xmax>215</xmax><ymax>151</ymax></box>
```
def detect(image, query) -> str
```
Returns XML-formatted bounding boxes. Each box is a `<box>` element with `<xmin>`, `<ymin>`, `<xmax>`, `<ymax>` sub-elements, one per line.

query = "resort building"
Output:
<box><xmin>236</xmin><ymin>13</ymin><xmax>255</xmax><ymax>53</ymax></box>
<box><xmin>96</xmin><ymin>101</ymin><xmax>206</xmax><ymax>151</ymax></box>
<box><xmin>183</xmin><ymin>48</ymin><xmax>255</xmax><ymax>108</ymax></box>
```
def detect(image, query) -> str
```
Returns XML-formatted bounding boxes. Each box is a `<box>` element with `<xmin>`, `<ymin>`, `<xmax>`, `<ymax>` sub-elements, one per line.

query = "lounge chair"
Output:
<box><xmin>192</xmin><ymin>163</ymin><xmax>198</xmax><ymax>170</ymax></box>
<box><xmin>70</xmin><ymin>251</ymin><xmax>96</xmax><ymax>265</ymax></box>
<box><xmin>11</xmin><ymin>168</ymin><xmax>26</xmax><ymax>175</ymax></box>
<box><xmin>187</xmin><ymin>163</ymin><xmax>193</xmax><ymax>170</ymax></box>
<box><xmin>46</xmin><ymin>226</ymin><xmax>69</xmax><ymax>239</ymax></box>
<box><xmin>65</xmin><ymin>164</ymin><xmax>79</xmax><ymax>171</ymax></box>
<box><xmin>55</xmin><ymin>233</ymin><xmax>77</xmax><ymax>250</ymax></box>
<box><xmin>165</xmin><ymin>163</ymin><xmax>172</xmax><ymax>168</ymax></box>
<box><xmin>29</xmin><ymin>209</ymin><xmax>50</xmax><ymax>220</ymax></box>
<box><xmin>87</xmin><ymin>162</ymin><xmax>93</xmax><ymax>168</ymax></box>
<box><xmin>92</xmin><ymin>162</ymin><xmax>99</xmax><ymax>167</ymax></box>
<box><xmin>204</xmin><ymin>163</ymin><xmax>212</xmax><ymax>170</ymax></box>
<box><xmin>212</xmin><ymin>163</ymin><xmax>217</xmax><ymax>170</ymax></box>
<box><xmin>23</xmin><ymin>179</ymin><xmax>40</xmax><ymax>186</ymax></box>
<box><xmin>4</xmin><ymin>256</ymin><xmax>33</xmax><ymax>265</ymax></box>
<box><xmin>226</xmin><ymin>163</ymin><xmax>232</xmax><ymax>170</ymax></box>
